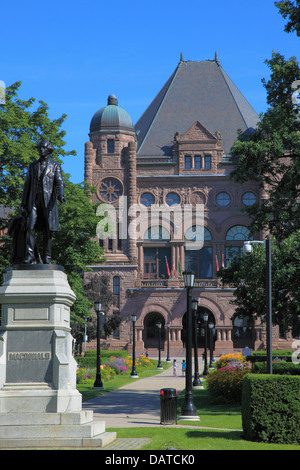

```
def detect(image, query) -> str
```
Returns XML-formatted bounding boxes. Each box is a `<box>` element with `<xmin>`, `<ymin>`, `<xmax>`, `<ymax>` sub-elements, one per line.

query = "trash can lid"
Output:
<box><xmin>160</xmin><ymin>388</ymin><xmax>177</xmax><ymax>396</ymax></box>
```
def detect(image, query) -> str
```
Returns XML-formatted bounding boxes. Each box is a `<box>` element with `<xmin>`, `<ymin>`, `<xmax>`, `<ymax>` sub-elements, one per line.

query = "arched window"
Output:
<box><xmin>226</xmin><ymin>225</ymin><xmax>252</xmax><ymax>240</ymax></box>
<box><xmin>225</xmin><ymin>225</ymin><xmax>252</xmax><ymax>266</ymax></box>
<box><xmin>184</xmin><ymin>227</ymin><xmax>213</xmax><ymax>278</ymax></box>
<box><xmin>144</xmin><ymin>226</ymin><xmax>170</xmax><ymax>241</ymax></box>
<box><xmin>185</xmin><ymin>226</ymin><xmax>211</xmax><ymax>242</ymax></box>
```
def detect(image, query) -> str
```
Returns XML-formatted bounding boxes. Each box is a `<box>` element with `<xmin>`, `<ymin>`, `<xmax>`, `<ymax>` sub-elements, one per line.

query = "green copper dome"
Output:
<box><xmin>90</xmin><ymin>95</ymin><xmax>135</xmax><ymax>134</ymax></box>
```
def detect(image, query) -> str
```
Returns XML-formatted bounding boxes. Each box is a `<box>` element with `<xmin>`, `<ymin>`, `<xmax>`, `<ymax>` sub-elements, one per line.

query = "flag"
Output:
<box><xmin>172</xmin><ymin>261</ymin><xmax>176</xmax><ymax>277</ymax></box>
<box><xmin>222</xmin><ymin>254</ymin><xmax>225</xmax><ymax>268</ymax></box>
<box><xmin>178</xmin><ymin>259</ymin><xmax>182</xmax><ymax>275</ymax></box>
<box><xmin>215</xmin><ymin>255</ymin><xmax>219</xmax><ymax>271</ymax></box>
<box><xmin>165</xmin><ymin>256</ymin><xmax>170</xmax><ymax>276</ymax></box>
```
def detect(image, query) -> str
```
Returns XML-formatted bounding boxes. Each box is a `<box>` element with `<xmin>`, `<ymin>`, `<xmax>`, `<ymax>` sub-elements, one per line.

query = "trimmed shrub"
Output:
<box><xmin>252</xmin><ymin>362</ymin><xmax>300</xmax><ymax>375</ymax></box>
<box><xmin>242</xmin><ymin>374</ymin><xmax>300</xmax><ymax>444</ymax></box>
<box><xmin>84</xmin><ymin>350</ymin><xmax>128</xmax><ymax>359</ymax></box>
<box><xmin>247</xmin><ymin>350</ymin><xmax>293</xmax><ymax>363</ymax></box>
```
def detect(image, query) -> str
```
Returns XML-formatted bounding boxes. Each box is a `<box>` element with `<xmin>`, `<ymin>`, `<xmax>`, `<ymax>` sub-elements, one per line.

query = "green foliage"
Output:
<box><xmin>0</xmin><ymin>82</ymin><xmax>104</xmax><ymax>323</ymax></box>
<box><xmin>84</xmin><ymin>350</ymin><xmax>128</xmax><ymax>358</ymax></box>
<box><xmin>251</xmin><ymin>362</ymin><xmax>300</xmax><ymax>374</ymax></box>
<box><xmin>242</xmin><ymin>374</ymin><xmax>300</xmax><ymax>444</ymax></box>
<box><xmin>275</xmin><ymin>0</ymin><xmax>300</xmax><ymax>36</ymax></box>
<box><xmin>230</xmin><ymin>52</ymin><xmax>300</xmax><ymax>240</ymax></box>
<box><xmin>218</xmin><ymin>233</ymin><xmax>300</xmax><ymax>332</ymax></box>
<box><xmin>206</xmin><ymin>364</ymin><xmax>252</xmax><ymax>404</ymax></box>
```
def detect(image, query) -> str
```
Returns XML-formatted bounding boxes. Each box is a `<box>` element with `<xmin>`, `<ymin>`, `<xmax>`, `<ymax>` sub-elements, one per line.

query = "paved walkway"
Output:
<box><xmin>82</xmin><ymin>358</ymin><xmax>209</xmax><ymax>450</ymax></box>
<box><xmin>82</xmin><ymin>360</ymin><xmax>193</xmax><ymax>428</ymax></box>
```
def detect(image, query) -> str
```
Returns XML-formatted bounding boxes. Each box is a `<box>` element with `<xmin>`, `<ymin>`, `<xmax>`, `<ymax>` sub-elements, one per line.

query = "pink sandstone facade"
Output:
<box><xmin>83</xmin><ymin>56</ymin><xmax>295</xmax><ymax>357</ymax></box>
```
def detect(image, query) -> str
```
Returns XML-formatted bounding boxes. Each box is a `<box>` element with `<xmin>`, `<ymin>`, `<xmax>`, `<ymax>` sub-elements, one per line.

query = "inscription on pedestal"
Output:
<box><xmin>6</xmin><ymin>330</ymin><xmax>53</xmax><ymax>384</ymax></box>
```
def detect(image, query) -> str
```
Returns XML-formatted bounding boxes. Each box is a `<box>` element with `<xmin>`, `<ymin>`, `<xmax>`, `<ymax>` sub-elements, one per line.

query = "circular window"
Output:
<box><xmin>141</xmin><ymin>193</ymin><xmax>155</xmax><ymax>207</ymax></box>
<box><xmin>98</xmin><ymin>177</ymin><xmax>123</xmax><ymax>203</ymax></box>
<box><xmin>166</xmin><ymin>192</ymin><xmax>180</xmax><ymax>206</ymax></box>
<box><xmin>242</xmin><ymin>192</ymin><xmax>257</xmax><ymax>206</ymax></box>
<box><xmin>217</xmin><ymin>192</ymin><xmax>231</xmax><ymax>206</ymax></box>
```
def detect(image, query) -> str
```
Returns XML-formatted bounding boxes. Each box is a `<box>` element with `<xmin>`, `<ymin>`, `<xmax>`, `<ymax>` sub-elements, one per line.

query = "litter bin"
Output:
<box><xmin>160</xmin><ymin>388</ymin><xmax>177</xmax><ymax>424</ymax></box>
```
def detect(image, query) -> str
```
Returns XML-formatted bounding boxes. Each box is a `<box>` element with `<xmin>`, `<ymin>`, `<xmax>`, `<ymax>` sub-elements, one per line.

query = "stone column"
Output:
<box><xmin>84</xmin><ymin>141</ymin><xmax>95</xmax><ymax>185</ymax></box>
<box><xmin>127</xmin><ymin>141</ymin><xmax>137</xmax><ymax>261</ymax></box>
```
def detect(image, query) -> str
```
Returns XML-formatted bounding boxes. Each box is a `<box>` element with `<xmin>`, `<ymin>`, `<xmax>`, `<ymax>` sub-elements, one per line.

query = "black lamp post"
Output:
<box><xmin>208</xmin><ymin>322</ymin><xmax>214</xmax><ymax>368</ymax></box>
<box><xmin>94</xmin><ymin>299</ymin><xmax>104</xmax><ymax>389</ymax></box>
<box><xmin>179</xmin><ymin>271</ymin><xmax>199</xmax><ymax>420</ymax></box>
<box><xmin>166</xmin><ymin>322</ymin><xmax>171</xmax><ymax>362</ymax></box>
<box><xmin>202</xmin><ymin>312</ymin><xmax>209</xmax><ymax>376</ymax></box>
<box><xmin>157</xmin><ymin>321</ymin><xmax>163</xmax><ymax>369</ymax></box>
<box><xmin>243</xmin><ymin>238</ymin><xmax>272</xmax><ymax>374</ymax></box>
<box><xmin>130</xmin><ymin>314</ymin><xmax>139</xmax><ymax>378</ymax></box>
<box><xmin>192</xmin><ymin>298</ymin><xmax>201</xmax><ymax>387</ymax></box>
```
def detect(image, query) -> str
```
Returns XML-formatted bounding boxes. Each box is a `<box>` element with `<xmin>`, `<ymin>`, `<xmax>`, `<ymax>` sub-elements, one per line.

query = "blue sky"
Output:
<box><xmin>2</xmin><ymin>0</ymin><xmax>299</xmax><ymax>183</ymax></box>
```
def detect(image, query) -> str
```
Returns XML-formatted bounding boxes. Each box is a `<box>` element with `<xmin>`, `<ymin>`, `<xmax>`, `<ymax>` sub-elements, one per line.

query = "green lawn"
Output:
<box><xmin>78</xmin><ymin>362</ymin><xmax>299</xmax><ymax>450</ymax></box>
<box><xmin>77</xmin><ymin>360</ymin><xmax>171</xmax><ymax>402</ymax></box>
<box><xmin>108</xmin><ymin>426</ymin><xmax>299</xmax><ymax>450</ymax></box>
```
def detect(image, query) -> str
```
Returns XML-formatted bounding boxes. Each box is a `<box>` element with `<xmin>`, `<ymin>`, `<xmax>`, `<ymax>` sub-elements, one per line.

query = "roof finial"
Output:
<box><xmin>215</xmin><ymin>51</ymin><xmax>220</xmax><ymax>66</ymax></box>
<box><xmin>180</xmin><ymin>52</ymin><xmax>184</xmax><ymax>62</ymax></box>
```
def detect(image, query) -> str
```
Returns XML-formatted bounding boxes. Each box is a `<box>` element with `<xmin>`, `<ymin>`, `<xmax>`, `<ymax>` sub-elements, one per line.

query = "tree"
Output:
<box><xmin>230</xmin><ymin>52</ymin><xmax>300</xmax><ymax>240</ymax></box>
<box><xmin>276</xmin><ymin>0</ymin><xmax>300</xmax><ymax>36</ymax></box>
<box><xmin>0</xmin><ymin>82</ymin><xmax>104</xmax><ymax>324</ymax></box>
<box><xmin>83</xmin><ymin>274</ymin><xmax>122</xmax><ymax>339</ymax></box>
<box><xmin>218</xmin><ymin>234</ymin><xmax>300</xmax><ymax>336</ymax></box>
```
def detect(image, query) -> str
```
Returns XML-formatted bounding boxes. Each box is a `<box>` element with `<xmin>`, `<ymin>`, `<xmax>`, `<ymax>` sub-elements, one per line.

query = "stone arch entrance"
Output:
<box><xmin>142</xmin><ymin>312</ymin><xmax>165</xmax><ymax>349</ymax></box>
<box><xmin>232</xmin><ymin>315</ymin><xmax>255</xmax><ymax>349</ymax></box>
<box><xmin>181</xmin><ymin>306</ymin><xmax>216</xmax><ymax>350</ymax></box>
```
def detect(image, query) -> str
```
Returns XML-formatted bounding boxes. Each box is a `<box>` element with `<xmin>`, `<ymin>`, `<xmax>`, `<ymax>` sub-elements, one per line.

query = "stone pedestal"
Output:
<box><xmin>0</xmin><ymin>266</ymin><xmax>116</xmax><ymax>448</ymax></box>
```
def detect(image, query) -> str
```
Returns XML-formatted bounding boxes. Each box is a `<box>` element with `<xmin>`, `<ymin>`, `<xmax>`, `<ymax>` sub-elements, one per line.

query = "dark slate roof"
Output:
<box><xmin>135</xmin><ymin>58</ymin><xmax>259</xmax><ymax>157</ymax></box>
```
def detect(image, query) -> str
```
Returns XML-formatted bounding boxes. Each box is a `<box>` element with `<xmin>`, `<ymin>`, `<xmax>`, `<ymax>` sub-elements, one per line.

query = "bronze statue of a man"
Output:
<box><xmin>21</xmin><ymin>139</ymin><xmax>65</xmax><ymax>264</ymax></box>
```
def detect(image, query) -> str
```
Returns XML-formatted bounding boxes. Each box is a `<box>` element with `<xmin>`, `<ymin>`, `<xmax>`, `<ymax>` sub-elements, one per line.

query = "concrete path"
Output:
<box><xmin>82</xmin><ymin>360</ymin><xmax>203</xmax><ymax>428</ymax></box>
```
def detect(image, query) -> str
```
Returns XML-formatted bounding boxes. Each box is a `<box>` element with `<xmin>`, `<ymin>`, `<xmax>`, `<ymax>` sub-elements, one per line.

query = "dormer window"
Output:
<box><xmin>107</xmin><ymin>139</ymin><xmax>115</xmax><ymax>153</ymax></box>
<box><xmin>204</xmin><ymin>155</ymin><xmax>211</xmax><ymax>169</ymax></box>
<box><xmin>185</xmin><ymin>156</ymin><xmax>191</xmax><ymax>169</ymax></box>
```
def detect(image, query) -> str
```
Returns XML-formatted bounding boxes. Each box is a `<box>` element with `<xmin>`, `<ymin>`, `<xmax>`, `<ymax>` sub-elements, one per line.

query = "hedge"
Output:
<box><xmin>242</xmin><ymin>374</ymin><xmax>300</xmax><ymax>444</ymax></box>
<box><xmin>75</xmin><ymin>350</ymin><xmax>128</xmax><ymax>368</ymax></box>
<box><xmin>84</xmin><ymin>350</ymin><xmax>128</xmax><ymax>358</ymax></box>
<box><xmin>246</xmin><ymin>350</ymin><xmax>293</xmax><ymax>363</ymax></box>
<box><xmin>252</xmin><ymin>362</ymin><xmax>300</xmax><ymax>375</ymax></box>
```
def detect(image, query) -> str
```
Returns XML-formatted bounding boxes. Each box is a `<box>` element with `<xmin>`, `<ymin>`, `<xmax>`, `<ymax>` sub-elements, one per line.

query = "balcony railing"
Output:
<box><xmin>138</xmin><ymin>278</ymin><xmax>219</xmax><ymax>288</ymax></box>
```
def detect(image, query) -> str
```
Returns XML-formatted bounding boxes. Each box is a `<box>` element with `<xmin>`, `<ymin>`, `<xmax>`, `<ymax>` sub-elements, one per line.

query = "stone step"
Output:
<box><xmin>0</xmin><ymin>431</ymin><xmax>117</xmax><ymax>448</ymax></box>
<box><xmin>0</xmin><ymin>411</ymin><xmax>94</xmax><ymax>426</ymax></box>
<box><xmin>0</xmin><ymin>420</ymin><xmax>106</xmax><ymax>439</ymax></box>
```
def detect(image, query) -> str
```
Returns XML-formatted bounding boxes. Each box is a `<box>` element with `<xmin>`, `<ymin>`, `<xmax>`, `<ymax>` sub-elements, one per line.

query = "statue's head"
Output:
<box><xmin>37</xmin><ymin>139</ymin><xmax>53</xmax><ymax>157</ymax></box>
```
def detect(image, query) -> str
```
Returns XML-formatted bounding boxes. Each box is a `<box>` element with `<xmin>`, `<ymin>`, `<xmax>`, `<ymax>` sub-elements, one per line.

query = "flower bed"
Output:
<box><xmin>206</xmin><ymin>353</ymin><xmax>252</xmax><ymax>404</ymax></box>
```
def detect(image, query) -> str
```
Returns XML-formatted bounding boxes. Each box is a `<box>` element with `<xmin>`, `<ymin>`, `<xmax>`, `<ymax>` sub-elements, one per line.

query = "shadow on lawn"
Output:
<box><xmin>186</xmin><ymin>429</ymin><xmax>243</xmax><ymax>441</ymax></box>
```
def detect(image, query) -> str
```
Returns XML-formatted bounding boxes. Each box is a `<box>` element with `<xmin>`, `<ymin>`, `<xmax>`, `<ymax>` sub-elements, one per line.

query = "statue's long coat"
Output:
<box><xmin>21</xmin><ymin>157</ymin><xmax>64</xmax><ymax>232</ymax></box>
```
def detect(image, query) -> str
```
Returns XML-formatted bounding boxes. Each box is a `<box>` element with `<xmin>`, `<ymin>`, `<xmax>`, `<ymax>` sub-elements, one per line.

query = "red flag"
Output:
<box><xmin>165</xmin><ymin>256</ymin><xmax>170</xmax><ymax>276</ymax></box>
<box><xmin>215</xmin><ymin>255</ymin><xmax>219</xmax><ymax>271</ymax></box>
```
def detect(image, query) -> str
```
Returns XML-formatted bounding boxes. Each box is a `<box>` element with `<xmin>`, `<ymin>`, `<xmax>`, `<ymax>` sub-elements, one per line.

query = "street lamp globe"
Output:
<box><xmin>192</xmin><ymin>298</ymin><xmax>198</xmax><ymax>312</ymax></box>
<box><xmin>183</xmin><ymin>271</ymin><xmax>195</xmax><ymax>288</ymax></box>
<box><xmin>94</xmin><ymin>299</ymin><xmax>102</xmax><ymax>313</ymax></box>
